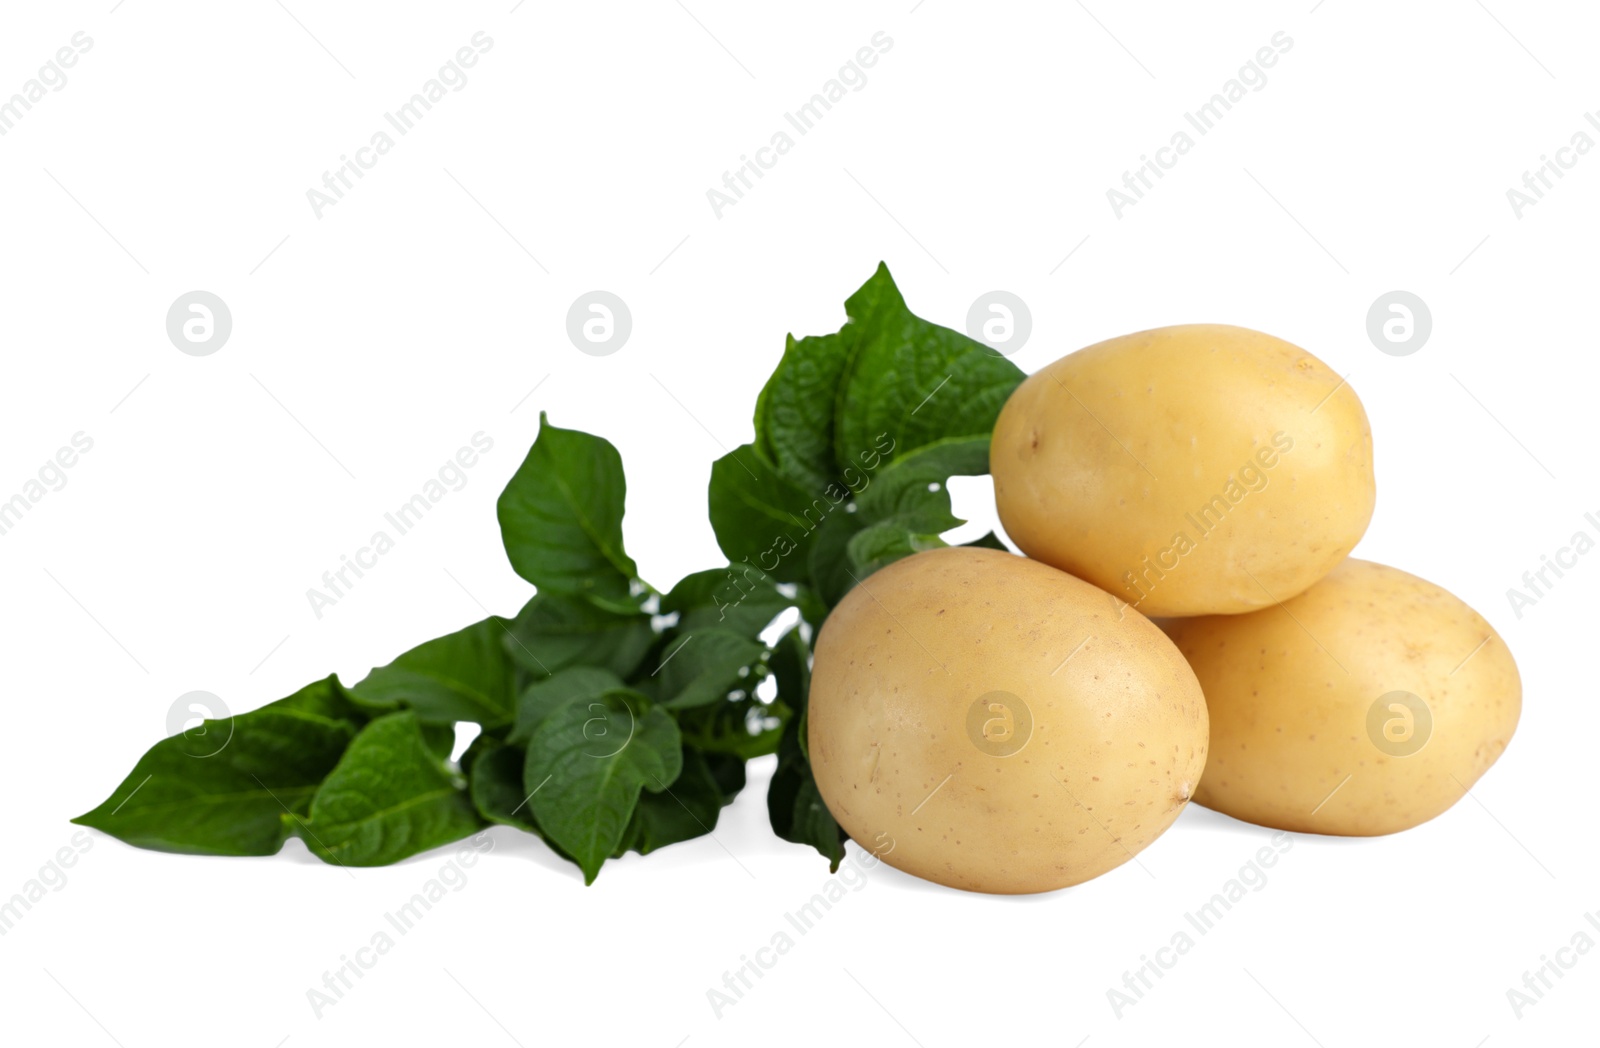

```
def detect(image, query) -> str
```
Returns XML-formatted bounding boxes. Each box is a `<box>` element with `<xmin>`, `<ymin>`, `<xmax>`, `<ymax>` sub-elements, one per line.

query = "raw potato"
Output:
<box><xmin>1162</xmin><ymin>558</ymin><xmax>1520</xmax><ymax>835</ymax></box>
<box><xmin>991</xmin><ymin>324</ymin><xmax>1376</xmax><ymax>617</ymax></box>
<box><xmin>807</xmin><ymin>546</ymin><xmax>1208</xmax><ymax>894</ymax></box>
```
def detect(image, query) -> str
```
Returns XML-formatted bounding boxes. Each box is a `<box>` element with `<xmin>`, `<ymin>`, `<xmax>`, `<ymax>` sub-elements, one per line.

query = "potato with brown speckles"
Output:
<box><xmin>1161</xmin><ymin>558</ymin><xmax>1521</xmax><ymax>835</ymax></box>
<box><xmin>990</xmin><ymin>324</ymin><xmax>1375</xmax><ymax>617</ymax></box>
<box><xmin>807</xmin><ymin>546</ymin><xmax>1209</xmax><ymax>894</ymax></box>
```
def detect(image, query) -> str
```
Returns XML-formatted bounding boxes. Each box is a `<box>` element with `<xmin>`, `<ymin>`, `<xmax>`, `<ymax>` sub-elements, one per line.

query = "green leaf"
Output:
<box><xmin>789</xmin><ymin>776</ymin><xmax>848</xmax><ymax>870</ymax></box>
<box><xmin>467</xmin><ymin>738</ymin><xmax>540</xmax><ymax>834</ymax></box>
<box><xmin>525</xmin><ymin>695</ymin><xmax>683</xmax><ymax>883</ymax></box>
<box><xmin>845</xmin><ymin>521</ymin><xmax>948</xmax><ymax>577</ymax></box>
<box><xmin>964</xmin><ymin>530</ymin><xmax>1010</xmax><ymax>551</ymax></box>
<box><xmin>619</xmin><ymin>747</ymin><xmax>727</xmax><ymax>857</ymax></box>
<box><xmin>841</xmin><ymin>436</ymin><xmax>1001</xmax><ymax>578</ymax></box>
<box><xmin>706</xmin><ymin>444</ymin><xmax>830</xmax><ymax>585</ymax></box>
<box><xmin>72</xmin><ymin>677</ymin><xmax>364</xmax><ymax>857</ymax></box>
<box><xmin>769</xmin><ymin>628</ymin><xmax>813</xmax><ymax>761</ymax></box>
<box><xmin>704</xmin><ymin>751</ymin><xmax>748</xmax><ymax>806</ymax></box>
<box><xmin>464</xmin><ymin>739</ymin><xmax>587</xmax><ymax>869</ymax></box>
<box><xmin>834</xmin><ymin>263</ymin><xmax>1025</xmax><ymax>469</ymax></box>
<box><xmin>289</xmin><ymin>711</ymin><xmax>484</xmax><ymax>867</ymax></box>
<box><xmin>661</xmin><ymin>565</ymin><xmax>797</xmax><ymax>637</ymax></box>
<box><xmin>509</xmin><ymin>666</ymin><xmax>627</xmax><ymax>744</ymax></box>
<box><xmin>420</xmin><ymin>723</ymin><xmax>458</xmax><ymax>762</ymax></box>
<box><xmin>349</xmin><ymin>616</ymin><xmax>518</xmax><ymax>728</ymax></box>
<box><xmin>753</xmin><ymin>332</ymin><xmax>858</xmax><ymax>492</ymax></box>
<box><xmin>653</xmin><ymin>629</ymin><xmax>768</xmax><ymax>710</ymax></box>
<box><xmin>765</xmin><ymin>629</ymin><xmax>848</xmax><ymax>869</ymax></box>
<box><xmin>503</xmin><ymin>592</ymin><xmax>655</xmax><ymax>681</ymax></box>
<box><xmin>807</xmin><ymin>510</ymin><xmax>867</xmax><ymax>608</ymax></box>
<box><xmin>854</xmin><ymin>435</ymin><xmax>992</xmax><ymax>534</ymax></box>
<box><xmin>497</xmin><ymin>414</ymin><xmax>639</xmax><ymax>610</ymax></box>
<box><xmin>675</xmin><ymin>696</ymin><xmax>787</xmax><ymax>760</ymax></box>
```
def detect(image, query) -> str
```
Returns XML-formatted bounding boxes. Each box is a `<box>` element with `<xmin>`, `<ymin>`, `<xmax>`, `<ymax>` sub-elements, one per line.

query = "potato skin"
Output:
<box><xmin>991</xmin><ymin>324</ymin><xmax>1375</xmax><ymax>616</ymax></box>
<box><xmin>1163</xmin><ymin>558</ymin><xmax>1521</xmax><ymax>835</ymax></box>
<box><xmin>807</xmin><ymin>546</ymin><xmax>1208</xmax><ymax>894</ymax></box>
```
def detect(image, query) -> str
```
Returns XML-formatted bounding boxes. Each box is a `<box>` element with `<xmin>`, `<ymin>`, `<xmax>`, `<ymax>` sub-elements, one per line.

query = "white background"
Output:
<box><xmin>0</xmin><ymin>1</ymin><xmax>1593</xmax><ymax>1045</ymax></box>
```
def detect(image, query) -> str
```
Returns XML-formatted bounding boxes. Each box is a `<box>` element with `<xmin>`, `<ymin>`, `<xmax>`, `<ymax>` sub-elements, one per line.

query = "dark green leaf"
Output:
<box><xmin>769</xmin><ymin>628</ymin><xmax>813</xmax><ymax>759</ymax></box>
<box><xmin>753</xmin><ymin>332</ymin><xmax>857</xmax><ymax>492</ymax></box>
<box><xmin>349</xmin><ymin>616</ymin><xmax>518</xmax><ymax>728</ymax></box>
<box><xmin>620</xmin><ymin>747</ymin><xmax>727</xmax><ymax>857</ymax></box>
<box><xmin>705</xmin><ymin>751</ymin><xmax>748</xmax><ymax>806</ymax></box>
<box><xmin>661</xmin><ymin>565</ymin><xmax>796</xmax><ymax>637</ymax></box>
<box><xmin>72</xmin><ymin>676</ymin><xmax>363</xmax><ymax>857</ymax></box>
<box><xmin>854</xmin><ymin>435</ymin><xmax>992</xmax><ymax>534</ymax></box>
<box><xmin>503</xmin><ymin>592</ymin><xmax>655</xmax><ymax>680</ymax></box>
<box><xmin>813</xmin><ymin>437</ymin><xmax>997</xmax><ymax>593</ymax></box>
<box><xmin>807</xmin><ymin>509</ymin><xmax>867</xmax><ymax>608</ymax></box>
<box><xmin>766</xmin><ymin>629</ymin><xmax>848</xmax><ymax>869</ymax></box>
<box><xmin>421</xmin><ymin>723</ymin><xmax>457</xmax><ymax>762</ymax></box>
<box><xmin>653</xmin><ymin>629</ymin><xmax>768</xmax><ymax>710</ymax></box>
<box><xmin>675</xmin><ymin>696</ymin><xmax>787</xmax><ymax>760</ymax></box>
<box><xmin>964</xmin><ymin>531</ymin><xmax>1010</xmax><ymax>551</ymax></box>
<box><xmin>467</xmin><ymin>738</ymin><xmax>540</xmax><ymax>834</ymax></box>
<box><xmin>497</xmin><ymin>414</ymin><xmax>639</xmax><ymax>611</ymax></box>
<box><xmin>706</xmin><ymin>444</ymin><xmax>830</xmax><ymax>585</ymax></box>
<box><xmin>525</xmin><ymin>695</ymin><xmax>682</xmax><ymax>883</ymax></box>
<box><xmin>289</xmin><ymin>711</ymin><xmax>483</xmax><ymax>867</ymax></box>
<box><xmin>509</xmin><ymin>666</ymin><xmax>627</xmax><ymax>744</ymax></box>
<box><xmin>833</xmin><ymin>264</ymin><xmax>1024</xmax><ymax>470</ymax></box>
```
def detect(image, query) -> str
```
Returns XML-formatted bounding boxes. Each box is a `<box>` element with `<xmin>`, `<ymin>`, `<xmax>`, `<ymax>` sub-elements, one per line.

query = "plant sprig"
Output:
<box><xmin>74</xmin><ymin>263</ymin><xmax>1024</xmax><ymax>881</ymax></box>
